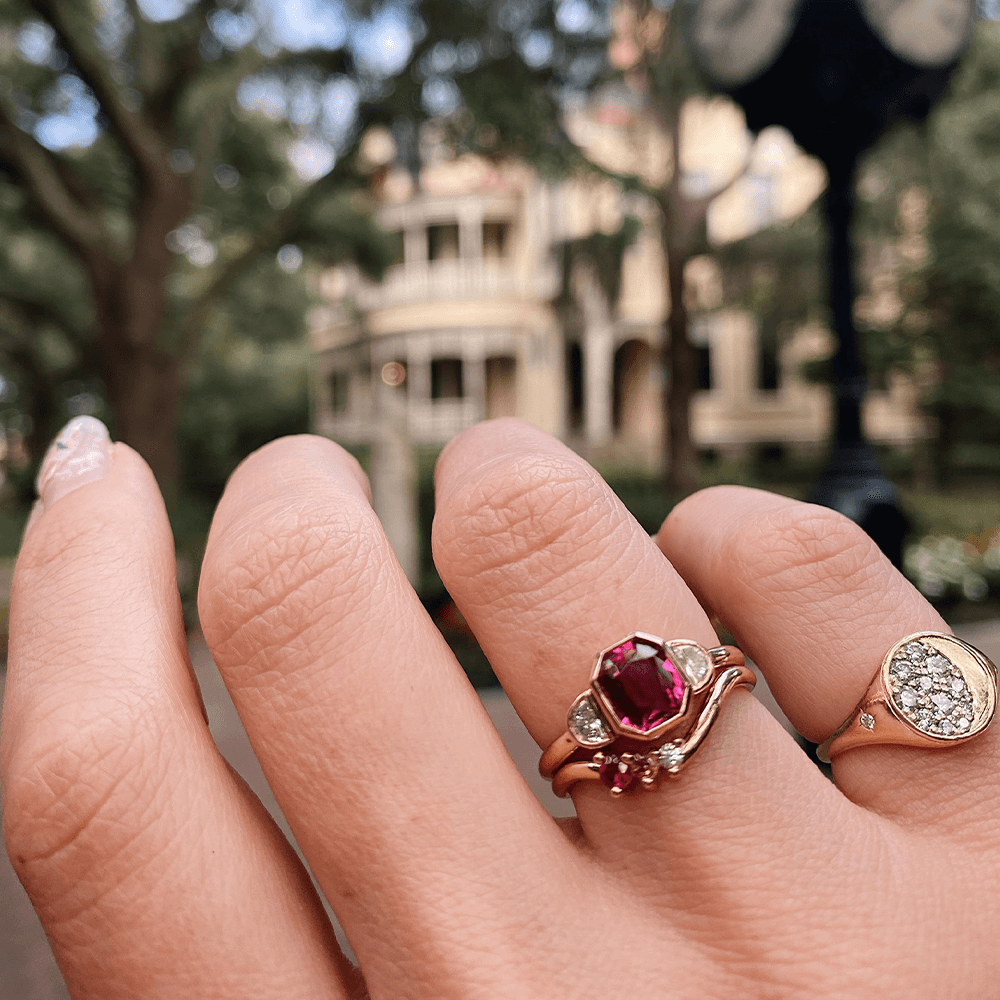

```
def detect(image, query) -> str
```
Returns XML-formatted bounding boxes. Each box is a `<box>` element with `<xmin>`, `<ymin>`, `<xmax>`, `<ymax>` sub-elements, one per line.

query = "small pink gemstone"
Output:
<box><xmin>599</xmin><ymin>755</ymin><xmax>635</xmax><ymax>791</ymax></box>
<box><xmin>594</xmin><ymin>637</ymin><xmax>686</xmax><ymax>734</ymax></box>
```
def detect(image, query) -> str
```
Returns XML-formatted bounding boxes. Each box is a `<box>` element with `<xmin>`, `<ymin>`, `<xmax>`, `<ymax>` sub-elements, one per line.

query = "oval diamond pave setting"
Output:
<box><xmin>884</xmin><ymin>633</ymin><xmax>997</xmax><ymax>740</ymax></box>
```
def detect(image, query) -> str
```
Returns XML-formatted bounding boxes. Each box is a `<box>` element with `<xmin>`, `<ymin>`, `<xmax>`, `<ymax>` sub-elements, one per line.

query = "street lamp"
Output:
<box><xmin>689</xmin><ymin>0</ymin><xmax>974</xmax><ymax>566</ymax></box>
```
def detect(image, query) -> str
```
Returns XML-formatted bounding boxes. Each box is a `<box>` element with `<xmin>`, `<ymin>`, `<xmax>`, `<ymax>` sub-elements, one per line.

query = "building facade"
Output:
<box><xmin>310</xmin><ymin>94</ymin><xmax>927</xmax><ymax>471</ymax></box>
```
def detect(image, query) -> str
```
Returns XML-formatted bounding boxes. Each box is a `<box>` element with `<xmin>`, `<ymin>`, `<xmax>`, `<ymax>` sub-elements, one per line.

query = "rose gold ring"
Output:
<box><xmin>539</xmin><ymin>632</ymin><xmax>755</xmax><ymax>797</ymax></box>
<box><xmin>817</xmin><ymin>631</ymin><xmax>998</xmax><ymax>763</ymax></box>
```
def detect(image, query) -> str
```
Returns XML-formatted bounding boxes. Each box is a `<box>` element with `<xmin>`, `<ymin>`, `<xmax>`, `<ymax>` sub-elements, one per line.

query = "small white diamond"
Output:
<box><xmin>907</xmin><ymin>643</ymin><xmax>928</xmax><ymax>661</ymax></box>
<box><xmin>958</xmin><ymin>717</ymin><xmax>971</xmax><ymax>731</ymax></box>
<box><xmin>940</xmin><ymin>719</ymin><xmax>956</xmax><ymax>735</ymax></box>
<box><xmin>927</xmin><ymin>655</ymin><xmax>951</xmax><ymax>675</ymax></box>
<box><xmin>951</xmin><ymin>677</ymin><xmax>966</xmax><ymax>694</ymax></box>
<box><xmin>657</xmin><ymin>742</ymin><xmax>684</xmax><ymax>769</ymax></box>
<box><xmin>900</xmin><ymin>687</ymin><xmax>918</xmax><ymax>708</ymax></box>
<box><xmin>918</xmin><ymin>675</ymin><xmax>934</xmax><ymax>691</ymax></box>
<box><xmin>893</xmin><ymin>663</ymin><xmax>911</xmax><ymax>681</ymax></box>
<box><xmin>931</xmin><ymin>692</ymin><xmax>953</xmax><ymax>711</ymax></box>
<box><xmin>860</xmin><ymin>713</ymin><xmax>875</xmax><ymax>730</ymax></box>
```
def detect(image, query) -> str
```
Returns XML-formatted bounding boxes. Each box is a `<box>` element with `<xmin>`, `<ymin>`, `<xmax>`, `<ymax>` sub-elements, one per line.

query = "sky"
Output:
<box><xmin>17</xmin><ymin>0</ymin><xmax>413</xmax><ymax>160</ymax></box>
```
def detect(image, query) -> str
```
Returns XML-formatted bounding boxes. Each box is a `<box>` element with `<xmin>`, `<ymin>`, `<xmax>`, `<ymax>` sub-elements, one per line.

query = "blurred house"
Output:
<box><xmin>309</xmin><ymin>90</ymin><xmax>926</xmax><ymax>470</ymax></box>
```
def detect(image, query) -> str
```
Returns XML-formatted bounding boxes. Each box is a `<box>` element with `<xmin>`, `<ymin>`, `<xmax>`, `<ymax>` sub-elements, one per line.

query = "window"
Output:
<box><xmin>483</xmin><ymin>220</ymin><xmax>511</xmax><ymax>259</ymax></box>
<box><xmin>485</xmin><ymin>355</ymin><xmax>516</xmax><ymax>418</ymax></box>
<box><xmin>387</xmin><ymin>230</ymin><xmax>404</xmax><ymax>266</ymax></box>
<box><xmin>329</xmin><ymin>370</ymin><xmax>349</xmax><ymax>414</ymax></box>
<box><xmin>431</xmin><ymin>357</ymin><xmax>464</xmax><ymax>399</ymax></box>
<box><xmin>428</xmin><ymin>223</ymin><xmax>460</xmax><ymax>261</ymax></box>
<box><xmin>757</xmin><ymin>319</ymin><xmax>780</xmax><ymax>392</ymax></box>
<box><xmin>695</xmin><ymin>344</ymin><xmax>712</xmax><ymax>392</ymax></box>
<box><xmin>566</xmin><ymin>342</ymin><xmax>584</xmax><ymax>432</ymax></box>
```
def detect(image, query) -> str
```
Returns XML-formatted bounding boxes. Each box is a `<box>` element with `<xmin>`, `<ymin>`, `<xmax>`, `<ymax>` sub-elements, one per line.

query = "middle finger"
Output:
<box><xmin>431</xmin><ymin>420</ymin><xmax>847</xmax><ymax>871</ymax></box>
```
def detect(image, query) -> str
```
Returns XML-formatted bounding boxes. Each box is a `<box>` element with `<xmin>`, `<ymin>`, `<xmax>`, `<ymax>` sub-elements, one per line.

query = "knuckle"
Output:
<box><xmin>17</xmin><ymin>498</ymin><xmax>140</xmax><ymax>586</ymax></box>
<box><xmin>734</xmin><ymin>503</ymin><xmax>883</xmax><ymax>600</ymax></box>
<box><xmin>433</xmin><ymin>451</ymin><xmax>624</xmax><ymax>594</ymax></box>
<box><xmin>200</xmin><ymin>494</ymin><xmax>389</xmax><ymax>670</ymax></box>
<box><xmin>4</xmin><ymin>709</ymin><xmax>166</xmax><ymax>910</ymax></box>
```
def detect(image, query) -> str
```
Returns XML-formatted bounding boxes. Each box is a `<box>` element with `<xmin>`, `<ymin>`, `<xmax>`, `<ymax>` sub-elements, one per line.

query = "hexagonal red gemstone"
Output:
<box><xmin>594</xmin><ymin>638</ymin><xmax>686</xmax><ymax>733</ymax></box>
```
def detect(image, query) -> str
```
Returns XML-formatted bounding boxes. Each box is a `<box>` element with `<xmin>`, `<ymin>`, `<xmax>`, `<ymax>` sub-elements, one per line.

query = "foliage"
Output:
<box><xmin>921</xmin><ymin>22</ymin><xmax>1000</xmax><ymax>460</ymax></box>
<box><xmin>0</xmin><ymin>0</ymin><xmax>396</xmax><ymax>492</ymax></box>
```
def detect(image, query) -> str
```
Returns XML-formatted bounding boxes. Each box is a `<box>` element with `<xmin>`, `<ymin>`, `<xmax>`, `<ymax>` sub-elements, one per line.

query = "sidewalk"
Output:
<box><xmin>5</xmin><ymin>620</ymin><xmax>1000</xmax><ymax>998</ymax></box>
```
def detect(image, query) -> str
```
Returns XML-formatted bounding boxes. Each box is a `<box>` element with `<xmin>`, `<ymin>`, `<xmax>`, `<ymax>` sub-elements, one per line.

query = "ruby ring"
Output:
<box><xmin>540</xmin><ymin>633</ymin><xmax>756</xmax><ymax>797</ymax></box>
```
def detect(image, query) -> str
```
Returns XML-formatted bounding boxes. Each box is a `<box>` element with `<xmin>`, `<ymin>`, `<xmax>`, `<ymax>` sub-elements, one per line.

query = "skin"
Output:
<box><xmin>2</xmin><ymin>417</ymin><xmax>999</xmax><ymax>999</ymax></box>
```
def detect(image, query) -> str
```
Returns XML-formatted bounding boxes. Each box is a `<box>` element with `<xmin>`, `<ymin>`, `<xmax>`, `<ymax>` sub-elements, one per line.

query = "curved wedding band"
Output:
<box><xmin>540</xmin><ymin>633</ymin><xmax>756</xmax><ymax>797</ymax></box>
<box><xmin>817</xmin><ymin>631</ymin><xmax>998</xmax><ymax>763</ymax></box>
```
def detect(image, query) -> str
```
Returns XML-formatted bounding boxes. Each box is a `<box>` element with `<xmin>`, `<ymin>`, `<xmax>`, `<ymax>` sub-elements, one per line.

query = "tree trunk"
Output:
<box><xmin>91</xmin><ymin>174</ymin><xmax>189</xmax><ymax>503</ymax></box>
<box><xmin>103</xmin><ymin>341</ymin><xmax>182</xmax><ymax>502</ymax></box>
<box><xmin>663</xmin><ymin>239</ymin><xmax>699</xmax><ymax>497</ymax></box>
<box><xmin>92</xmin><ymin>260</ymin><xmax>184</xmax><ymax>504</ymax></box>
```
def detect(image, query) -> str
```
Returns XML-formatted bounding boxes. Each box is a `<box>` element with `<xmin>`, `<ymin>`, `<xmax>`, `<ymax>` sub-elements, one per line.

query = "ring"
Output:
<box><xmin>539</xmin><ymin>632</ymin><xmax>756</xmax><ymax>797</ymax></box>
<box><xmin>817</xmin><ymin>631</ymin><xmax>998</xmax><ymax>763</ymax></box>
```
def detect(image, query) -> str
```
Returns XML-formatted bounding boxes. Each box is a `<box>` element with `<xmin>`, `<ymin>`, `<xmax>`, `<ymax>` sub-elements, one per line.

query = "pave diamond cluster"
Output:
<box><xmin>888</xmin><ymin>640</ymin><xmax>975</xmax><ymax>737</ymax></box>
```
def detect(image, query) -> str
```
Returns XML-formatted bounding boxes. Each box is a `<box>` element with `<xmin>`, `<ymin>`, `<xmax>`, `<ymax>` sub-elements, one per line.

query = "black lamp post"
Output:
<box><xmin>689</xmin><ymin>0</ymin><xmax>974</xmax><ymax>566</ymax></box>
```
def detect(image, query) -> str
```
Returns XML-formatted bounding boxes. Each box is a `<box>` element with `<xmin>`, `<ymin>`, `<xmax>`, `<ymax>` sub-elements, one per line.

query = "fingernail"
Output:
<box><xmin>36</xmin><ymin>416</ymin><xmax>114</xmax><ymax>507</ymax></box>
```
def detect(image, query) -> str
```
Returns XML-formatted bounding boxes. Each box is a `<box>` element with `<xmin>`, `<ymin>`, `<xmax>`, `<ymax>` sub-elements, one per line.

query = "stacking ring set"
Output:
<box><xmin>541</xmin><ymin>630</ymin><xmax>999</xmax><ymax>798</ymax></box>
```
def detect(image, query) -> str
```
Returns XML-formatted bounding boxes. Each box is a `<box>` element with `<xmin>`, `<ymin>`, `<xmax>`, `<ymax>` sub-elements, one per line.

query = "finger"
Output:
<box><xmin>2</xmin><ymin>418</ymin><xmax>356</xmax><ymax>999</ymax></box>
<box><xmin>197</xmin><ymin>435</ymin><xmax>585</xmax><ymax>999</ymax></box>
<box><xmin>657</xmin><ymin>486</ymin><xmax>995</xmax><ymax>831</ymax></box>
<box><xmin>431</xmin><ymin>421</ymin><xmax>847</xmax><ymax>868</ymax></box>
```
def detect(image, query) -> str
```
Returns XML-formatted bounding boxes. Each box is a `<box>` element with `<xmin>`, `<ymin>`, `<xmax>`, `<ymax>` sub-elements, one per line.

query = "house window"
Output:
<box><xmin>329</xmin><ymin>370</ymin><xmax>349</xmax><ymax>414</ymax></box>
<box><xmin>566</xmin><ymin>341</ymin><xmax>584</xmax><ymax>432</ymax></box>
<box><xmin>757</xmin><ymin>320</ymin><xmax>780</xmax><ymax>392</ymax></box>
<box><xmin>483</xmin><ymin>220</ymin><xmax>511</xmax><ymax>259</ymax></box>
<box><xmin>431</xmin><ymin>357</ymin><xmax>464</xmax><ymax>399</ymax></box>
<box><xmin>387</xmin><ymin>229</ymin><xmax>405</xmax><ymax>266</ymax></box>
<box><xmin>428</xmin><ymin>223</ymin><xmax>460</xmax><ymax>261</ymax></box>
<box><xmin>485</xmin><ymin>355</ymin><xmax>516</xmax><ymax>418</ymax></box>
<box><xmin>695</xmin><ymin>344</ymin><xmax>712</xmax><ymax>392</ymax></box>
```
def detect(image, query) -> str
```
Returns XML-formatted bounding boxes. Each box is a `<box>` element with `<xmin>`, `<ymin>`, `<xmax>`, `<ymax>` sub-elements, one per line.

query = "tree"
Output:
<box><xmin>0</xmin><ymin>0</ymin><xmax>393</xmax><ymax>496</ymax></box>
<box><xmin>920</xmin><ymin>18</ymin><xmax>1000</xmax><ymax>482</ymax></box>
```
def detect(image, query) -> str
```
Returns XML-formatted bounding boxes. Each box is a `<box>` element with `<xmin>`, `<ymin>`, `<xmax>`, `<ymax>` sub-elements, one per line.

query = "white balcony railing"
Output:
<box><xmin>354</xmin><ymin>259</ymin><xmax>558</xmax><ymax>311</ymax></box>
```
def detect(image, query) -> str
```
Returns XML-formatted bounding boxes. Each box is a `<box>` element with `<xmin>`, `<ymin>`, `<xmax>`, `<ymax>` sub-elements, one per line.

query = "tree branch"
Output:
<box><xmin>122</xmin><ymin>0</ymin><xmax>161</xmax><ymax>98</ymax></box>
<box><xmin>150</xmin><ymin>0</ymin><xmax>216</xmax><ymax>118</ymax></box>
<box><xmin>0</xmin><ymin>105</ymin><xmax>108</xmax><ymax>259</ymax></box>
<box><xmin>176</xmin><ymin>163</ymin><xmax>364</xmax><ymax>360</ymax></box>
<box><xmin>0</xmin><ymin>290</ymin><xmax>89</xmax><ymax>347</ymax></box>
<box><xmin>29</xmin><ymin>0</ymin><xmax>172</xmax><ymax>182</ymax></box>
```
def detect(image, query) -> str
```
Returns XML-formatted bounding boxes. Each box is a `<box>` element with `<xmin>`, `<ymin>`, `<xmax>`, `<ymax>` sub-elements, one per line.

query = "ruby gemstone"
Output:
<box><xmin>598</xmin><ymin>754</ymin><xmax>636</xmax><ymax>792</ymax></box>
<box><xmin>594</xmin><ymin>638</ymin><xmax>687</xmax><ymax>734</ymax></box>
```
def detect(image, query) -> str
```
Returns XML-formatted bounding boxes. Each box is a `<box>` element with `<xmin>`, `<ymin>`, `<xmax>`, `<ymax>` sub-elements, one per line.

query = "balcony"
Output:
<box><xmin>354</xmin><ymin>259</ymin><xmax>558</xmax><ymax>312</ymax></box>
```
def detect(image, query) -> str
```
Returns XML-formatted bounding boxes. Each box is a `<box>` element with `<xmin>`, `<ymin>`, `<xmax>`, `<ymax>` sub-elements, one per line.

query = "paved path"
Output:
<box><xmin>5</xmin><ymin>620</ymin><xmax>1000</xmax><ymax>998</ymax></box>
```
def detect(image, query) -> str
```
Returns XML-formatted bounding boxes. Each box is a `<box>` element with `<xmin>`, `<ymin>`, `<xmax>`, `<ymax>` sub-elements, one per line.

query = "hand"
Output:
<box><xmin>3</xmin><ymin>416</ymin><xmax>998</xmax><ymax>999</ymax></box>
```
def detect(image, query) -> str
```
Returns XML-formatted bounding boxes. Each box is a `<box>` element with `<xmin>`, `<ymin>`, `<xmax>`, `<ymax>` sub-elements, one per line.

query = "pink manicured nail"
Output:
<box><xmin>36</xmin><ymin>416</ymin><xmax>113</xmax><ymax>507</ymax></box>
